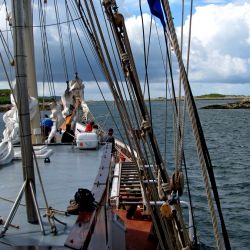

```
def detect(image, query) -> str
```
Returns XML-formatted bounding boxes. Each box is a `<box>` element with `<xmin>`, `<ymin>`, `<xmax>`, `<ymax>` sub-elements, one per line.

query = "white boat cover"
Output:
<box><xmin>76</xmin><ymin>132</ymin><xmax>99</xmax><ymax>149</ymax></box>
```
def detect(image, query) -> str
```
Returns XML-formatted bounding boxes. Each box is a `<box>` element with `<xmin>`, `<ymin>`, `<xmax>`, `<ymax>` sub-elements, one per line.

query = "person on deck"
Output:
<box><xmin>61</xmin><ymin>124</ymin><xmax>75</xmax><ymax>143</ymax></box>
<box><xmin>92</xmin><ymin>124</ymin><xmax>99</xmax><ymax>133</ymax></box>
<box><xmin>103</xmin><ymin>128</ymin><xmax>116</xmax><ymax>153</ymax></box>
<box><xmin>85</xmin><ymin>121</ymin><xmax>94</xmax><ymax>132</ymax></box>
<box><xmin>41</xmin><ymin>114</ymin><xmax>53</xmax><ymax>138</ymax></box>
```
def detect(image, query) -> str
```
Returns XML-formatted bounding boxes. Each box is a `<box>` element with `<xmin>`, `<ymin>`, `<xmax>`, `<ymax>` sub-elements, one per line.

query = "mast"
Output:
<box><xmin>12</xmin><ymin>0</ymin><xmax>38</xmax><ymax>223</ymax></box>
<box><xmin>23</xmin><ymin>0</ymin><xmax>41</xmax><ymax>144</ymax></box>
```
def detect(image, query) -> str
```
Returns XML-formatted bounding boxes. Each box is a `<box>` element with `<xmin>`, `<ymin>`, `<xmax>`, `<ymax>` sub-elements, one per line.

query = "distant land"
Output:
<box><xmin>0</xmin><ymin>90</ymin><xmax>249</xmax><ymax>111</ymax></box>
<box><xmin>0</xmin><ymin>89</ymin><xmax>57</xmax><ymax>112</ymax></box>
<box><xmin>151</xmin><ymin>94</ymin><xmax>250</xmax><ymax>109</ymax></box>
<box><xmin>150</xmin><ymin>93</ymin><xmax>249</xmax><ymax>101</ymax></box>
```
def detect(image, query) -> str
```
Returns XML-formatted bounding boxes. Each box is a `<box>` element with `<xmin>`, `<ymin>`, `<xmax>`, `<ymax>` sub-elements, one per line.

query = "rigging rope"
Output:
<box><xmin>98</xmin><ymin>0</ymin><xmax>137</xmax><ymax>128</ymax></box>
<box><xmin>54</xmin><ymin>0</ymin><xmax>69</xmax><ymax>82</ymax></box>
<box><xmin>65</xmin><ymin>0</ymin><xmax>78</xmax><ymax>75</ymax></box>
<box><xmin>65</xmin><ymin>0</ymin><xmax>126</xmax><ymax>143</ymax></box>
<box><xmin>161</xmin><ymin>0</ymin><xmax>231</xmax><ymax>249</ymax></box>
<box><xmin>149</xmin><ymin>2</ymin><xmax>199</xmax><ymax>246</ymax></box>
<box><xmin>179</xmin><ymin>0</ymin><xmax>197</xmax><ymax>243</ymax></box>
<box><xmin>68</xmin><ymin>0</ymin><xmax>103</xmax><ymax>72</ymax></box>
<box><xmin>0</xmin><ymin>32</ymin><xmax>13</xmax><ymax>64</ymax></box>
<box><xmin>100</xmin><ymin>2</ymin><xmax>193</xmax><ymax>248</ymax></box>
<box><xmin>80</xmin><ymin>0</ymin><xmax>139</xmax><ymax>137</ymax></box>
<box><xmin>38</xmin><ymin>0</ymin><xmax>56</xmax><ymax>99</ymax></box>
<box><xmin>175</xmin><ymin>0</ymin><xmax>185</xmax><ymax>172</ymax></box>
<box><xmin>69</xmin><ymin>1</ymin><xmax>196</xmax><ymax>248</ymax></box>
<box><xmin>177</xmin><ymin>0</ymin><xmax>194</xmax><ymax>174</ymax></box>
<box><xmin>139</xmin><ymin>0</ymin><xmax>153</xmax><ymax>123</ymax></box>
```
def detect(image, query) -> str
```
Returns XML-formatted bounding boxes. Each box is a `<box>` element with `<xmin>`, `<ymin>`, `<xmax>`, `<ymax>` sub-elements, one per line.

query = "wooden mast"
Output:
<box><xmin>12</xmin><ymin>0</ymin><xmax>38</xmax><ymax>223</ymax></box>
<box><xmin>23</xmin><ymin>0</ymin><xmax>41</xmax><ymax>144</ymax></box>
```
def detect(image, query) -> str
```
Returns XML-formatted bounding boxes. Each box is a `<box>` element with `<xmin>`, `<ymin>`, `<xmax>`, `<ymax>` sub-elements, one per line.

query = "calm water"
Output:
<box><xmin>1</xmin><ymin>99</ymin><xmax>249</xmax><ymax>249</ymax></box>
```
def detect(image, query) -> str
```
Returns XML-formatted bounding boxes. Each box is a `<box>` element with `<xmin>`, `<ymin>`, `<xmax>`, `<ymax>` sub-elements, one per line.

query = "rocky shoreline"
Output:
<box><xmin>0</xmin><ymin>102</ymin><xmax>52</xmax><ymax>112</ymax></box>
<box><xmin>1</xmin><ymin>99</ymin><xmax>250</xmax><ymax>112</ymax></box>
<box><xmin>201</xmin><ymin>99</ymin><xmax>250</xmax><ymax>109</ymax></box>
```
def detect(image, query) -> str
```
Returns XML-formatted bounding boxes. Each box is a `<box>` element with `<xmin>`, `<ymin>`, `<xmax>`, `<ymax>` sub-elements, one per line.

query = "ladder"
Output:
<box><xmin>118</xmin><ymin>161</ymin><xmax>144</xmax><ymax>208</ymax></box>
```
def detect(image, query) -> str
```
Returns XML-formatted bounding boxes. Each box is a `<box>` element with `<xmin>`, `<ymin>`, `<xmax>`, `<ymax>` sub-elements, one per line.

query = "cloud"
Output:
<box><xmin>124</xmin><ymin>13</ymin><xmax>169</xmax><ymax>83</ymax></box>
<box><xmin>191</xmin><ymin>82</ymin><xmax>250</xmax><ymax>95</ymax></box>
<box><xmin>180</xmin><ymin>2</ymin><xmax>250</xmax><ymax>84</ymax></box>
<box><xmin>1</xmin><ymin>1</ymin><xmax>250</xmax><ymax>99</ymax></box>
<box><xmin>203</xmin><ymin>0</ymin><xmax>227</xmax><ymax>4</ymax></box>
<box><xmin>120</xmin><ymin>1</ymin><xmax>250</xmax><ymax>95</ymax></box>
<box><xmin>0</xmin><ymin>80</ymin><xmax>112</xmax><ymax>101</ymax></box>
<box><xmin>37</xmin><ymin>81</ymin><xmax>110</xmax><ymax>101</ymax></box>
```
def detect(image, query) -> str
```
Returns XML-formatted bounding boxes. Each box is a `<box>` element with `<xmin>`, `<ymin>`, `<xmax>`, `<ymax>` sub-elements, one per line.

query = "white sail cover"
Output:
<box><xmin>2</xmin><ymin>93</ymin><xmax>38</xmax><ymax>144</ymax></box>
<box><xmin>47</xmin><ymin>78</ymin><xmax>90</xmax><ymax>144</ymax></box>
<box><xmin>61</xmin><ymin>78</ymin><xmax>89</xmax><ymax>120</ymax></box>
<box><xmin>1</xmin><ymin>88</ymin><xmax>38</xmax><ymax>165</ymax></box>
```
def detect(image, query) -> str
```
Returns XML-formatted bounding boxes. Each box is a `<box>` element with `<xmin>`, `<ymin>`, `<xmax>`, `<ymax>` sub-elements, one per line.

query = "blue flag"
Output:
<box><xmin>147</xmin><ymin>0</ymin><xmax>166</xmax><ymax>28</ymax></box>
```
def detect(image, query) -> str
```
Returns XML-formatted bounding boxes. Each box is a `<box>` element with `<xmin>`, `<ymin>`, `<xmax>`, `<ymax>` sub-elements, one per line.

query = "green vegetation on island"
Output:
<box><xmin>196</xmin><ymin>93</ymin><xmax>226</xmax><ymax>99</ymax></box>
<box><xmin>0</xmin><ymin>89</ymin><xmax>57</xmax><ymax>111</ymax></box>
<box><xmin>0</xmin><ymin>89</ymin><xmax>11</xmax><ymax>105</ymax></box>
<box><xmin>0</xmin><ymin>89</ymin><xmax>55</xmax><ymax>105</ymax></box>
<box><xmin>150</xmin><ymin>93</ymin><xmax>247</xmax><ymax>101</ymax></box>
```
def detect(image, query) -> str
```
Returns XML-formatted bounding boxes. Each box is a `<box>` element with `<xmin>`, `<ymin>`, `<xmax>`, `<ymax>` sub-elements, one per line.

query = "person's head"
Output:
<box><xmin>90</xmin><ymin>121</ymin><xmax>95</xmax><ymax>126</ymax></box>
<box><xmin>44</xmin><ymin>114</ymin><xmax>49</xmax><ymax>118</ymax></box>
<box><xmin>108</xmin><ymin>128</ymin><xmax>113</xmax><ymax>136</ymax></box>
<box><xmin>93</xmin><ymin>124</ymin><xmax>98</xmax><ymax>129</ymax></box>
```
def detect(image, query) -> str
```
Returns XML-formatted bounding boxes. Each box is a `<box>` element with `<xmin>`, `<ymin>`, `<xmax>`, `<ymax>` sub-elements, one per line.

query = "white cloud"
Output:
<box><xmin>1</xmin><ymin>1</ymin><xmax>250</xmax><ymax>98</ymax></box>
<box><xmin>203</xmin><ymin>0</ymin><xmax>227</xmax><ymax>4</ymax></box>
<box><xmin>191</xmin><ymin>82</ymin><xmax>250</xmax><ymax>96</ymax></box>
<box><xmin>0</xmin><ymin>80</ymin><xmax>112</xmax><ymax>101</ymax></box>
<box><xmin>124</xmin><ymin>13</ymin><xmax>169</xmax><ymax>83</ymax></box>
<box><xmin>125</xmin><ymin>14</ymin><xmax>155</xmax><ymax>48</ymax></box>
<box><xmin>37</xmin><ymin>81</ymin><xmax>112</xmax><ymax>101</ymax></box>
<box><xmin>121</xmin><ymin>1</ymin><xmax>250</xmax><ymax>96</ymax></box>
<box><xmin>180</xmin><ymin>2</ymin><xmax>250</xmax><ymax>84</ymax></box>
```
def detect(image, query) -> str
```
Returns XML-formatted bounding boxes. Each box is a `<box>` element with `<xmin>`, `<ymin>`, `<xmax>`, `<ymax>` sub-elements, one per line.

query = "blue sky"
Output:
<box><xmin>0</xmin><ymin>0</ymin><xmax>250</xmax><ymax>100</ymax></box>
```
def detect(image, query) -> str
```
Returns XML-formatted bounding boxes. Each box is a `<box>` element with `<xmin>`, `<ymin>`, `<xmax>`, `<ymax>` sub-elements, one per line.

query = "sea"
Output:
<box><xmin>0</xmin><ymin>99</ymin><xmax>249</xmax><ymax>249</ymax></box>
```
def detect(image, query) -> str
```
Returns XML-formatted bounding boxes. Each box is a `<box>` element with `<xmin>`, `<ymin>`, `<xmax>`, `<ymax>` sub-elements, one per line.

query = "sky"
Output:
<box><xmin>0</xmin><ymin>0</ymin><xmax>250</xmax><ymax>100</ymax></box>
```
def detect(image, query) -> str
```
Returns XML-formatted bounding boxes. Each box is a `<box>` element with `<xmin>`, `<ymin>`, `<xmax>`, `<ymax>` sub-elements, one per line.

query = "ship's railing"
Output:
<box><xmin>149</xmin><ymin>200</ymin><xmax>194</xmax><ymax>241</ymax></box>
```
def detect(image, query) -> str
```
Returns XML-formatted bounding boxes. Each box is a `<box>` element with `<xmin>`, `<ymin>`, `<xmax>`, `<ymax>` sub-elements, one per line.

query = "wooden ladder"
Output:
<box><xmin>118</xmin><ymin>161</ymin><xmax>144</xmax><ymax>208</ymax></box>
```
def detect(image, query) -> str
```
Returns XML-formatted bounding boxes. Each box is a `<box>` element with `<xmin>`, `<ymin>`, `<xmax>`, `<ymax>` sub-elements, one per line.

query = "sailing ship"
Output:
<box><xmin>0</xmin><ymin>0</ymin><xmax>231</xmax><ymax>249</ymax></box>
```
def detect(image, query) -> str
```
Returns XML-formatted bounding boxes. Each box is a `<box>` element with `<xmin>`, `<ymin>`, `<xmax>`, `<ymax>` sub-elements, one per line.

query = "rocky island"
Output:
<box><xmin>201</xmin><ymin>98</ymin><xmax>250</xmax><ymax>109</ymax></box>
<box><xmin>151</xmin><ymin>94</ymin><xmax>250</xmax><ymax>109</ymax></box>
